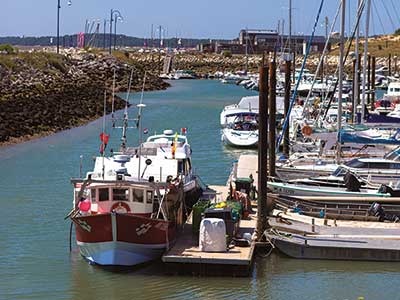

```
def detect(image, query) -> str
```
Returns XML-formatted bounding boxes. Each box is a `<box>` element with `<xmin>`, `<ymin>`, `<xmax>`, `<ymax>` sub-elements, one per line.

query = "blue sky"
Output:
<box><xmin>1</xmin><ymin>0</ymin><xmax>400</xmax><ymax>38</ymax></box>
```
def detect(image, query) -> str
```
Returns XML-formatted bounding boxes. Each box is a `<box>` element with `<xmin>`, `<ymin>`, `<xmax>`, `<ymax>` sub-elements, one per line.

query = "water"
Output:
<box><xmin>0</xmin><ymin>80</ymin><xmax>398</xmax><ymax>300</ymax></box>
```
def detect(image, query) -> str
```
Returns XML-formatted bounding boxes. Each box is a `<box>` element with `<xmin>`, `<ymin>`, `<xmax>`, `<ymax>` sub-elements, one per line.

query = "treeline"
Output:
<box><xmin>0</xmin><ymin>34</ymin><xmax>226</xmax><ymax>48</ymax></box>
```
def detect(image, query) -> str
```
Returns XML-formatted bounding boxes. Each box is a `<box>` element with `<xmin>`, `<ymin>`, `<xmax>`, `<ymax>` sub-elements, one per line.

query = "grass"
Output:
<box><xmin>0</xmin><ymin>51</ymin><xmax>67</xmax><ymax>72</ymax></box>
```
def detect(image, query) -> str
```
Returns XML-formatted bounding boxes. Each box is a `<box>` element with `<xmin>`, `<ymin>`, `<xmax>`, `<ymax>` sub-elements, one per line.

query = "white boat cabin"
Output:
<box><xmin>74</xmin><ymin>183</ymin><xmax>155</xmax><ymax>215</ymax></box>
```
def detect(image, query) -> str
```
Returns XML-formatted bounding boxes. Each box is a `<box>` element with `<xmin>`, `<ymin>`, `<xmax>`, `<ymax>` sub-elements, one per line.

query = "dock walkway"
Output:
<box><xmin>162</xmin><ymin>154</ymin><xmax>259</xmax><ymax>276</ymax></box>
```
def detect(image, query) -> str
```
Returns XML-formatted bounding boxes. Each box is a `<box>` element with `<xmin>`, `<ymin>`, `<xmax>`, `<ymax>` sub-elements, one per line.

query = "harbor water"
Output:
<box><xmin>0</xmin><ymin>80</ymin><xmax>399</xmax><ymax>300</ymax></box>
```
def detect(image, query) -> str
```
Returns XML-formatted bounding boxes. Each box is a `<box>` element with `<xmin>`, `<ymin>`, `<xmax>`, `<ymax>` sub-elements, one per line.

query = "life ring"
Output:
<box><xmin>111</xmin><ymin>202</ymin><xmax>131</xmax><ymax>213</ymax></box>
<box><xmin>301</xmin><ymin>125</ymin><xmax>312</xmax><ymax>136</ymax></box>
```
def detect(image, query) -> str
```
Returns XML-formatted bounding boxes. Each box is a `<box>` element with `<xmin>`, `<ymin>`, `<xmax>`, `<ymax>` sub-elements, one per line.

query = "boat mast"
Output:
<box><xmin>288</xmin><ymin>0</ymin><xmax>292</xmax><ymax>55</ymax></box>
<box><xmin>137</xmin><ymin>72</ymin><xmax>147</xmax><ymax>180</ymax></box>
<box><xmin>121</xmin><ymin>68</ymin><xmax>134</xmax><ymax>151</ymax></box>
<box><xmin>102</xmin><ymin>90</ymin><xmax>107</xmax><ymax>179</ymax></box>
<box><xmin>353</xmin><ymin>0</ymin><xmax>361</xmax><ymax>123</ymax></box>
<box><xmin>336</xmin><ymin>0</ymin><xmax>346</xmax><ymax>164</ymax></box>
<box><xmin>361</xmin><ymin>0</ymin><xmax>371</xmax><ymax>123</ymax></box>
<box><xmin>111</xmin><ymin>69</ymin><xmax>116</xmax><ymax>128</ymax></box>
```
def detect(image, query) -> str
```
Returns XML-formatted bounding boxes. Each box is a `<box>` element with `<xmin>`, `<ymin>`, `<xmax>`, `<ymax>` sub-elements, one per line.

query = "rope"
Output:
<box><xmin>390</xmin><ymin>0</ymin><xmax>400</xmax><ymax>25</ymax></box>
<box><xmin>276</xmin><ymin>0</ymin><xmax>325</xmax><ymax>152</ymax></box>
<box><xmin>380</xmin><ymin>0</ymin><xmax>396</xmax><ymax>32</ymax></box>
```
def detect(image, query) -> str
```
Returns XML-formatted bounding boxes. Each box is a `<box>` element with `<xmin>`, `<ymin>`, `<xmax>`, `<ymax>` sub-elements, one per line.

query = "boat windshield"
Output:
<box><xmin>344</xmin><ymin>159</ymin><xmax>367</xmax><ymax>168</ymax></box>
<box><xmin>385</xmin><ymin>148</ymin><xmax>400</xmax><ymax>161</ymax></box>
<box><xmin>332</xmin><ymin>166</ymin><xmax>347</xmax><ymax>177</ymax></box>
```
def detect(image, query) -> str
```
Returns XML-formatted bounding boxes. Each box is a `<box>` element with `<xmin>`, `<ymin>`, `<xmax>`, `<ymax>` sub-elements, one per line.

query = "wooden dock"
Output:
<box><xmin>162</xmin><ymin>154</ymin><xmax>259</xmax><ymax>276</ymax></box>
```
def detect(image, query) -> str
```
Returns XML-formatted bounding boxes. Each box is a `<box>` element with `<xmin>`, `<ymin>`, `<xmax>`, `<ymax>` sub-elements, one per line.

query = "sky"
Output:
<box><xmin>1</xmin><ymin>0</ymin><xmax>400</xmax><ymax>39</ymax></box>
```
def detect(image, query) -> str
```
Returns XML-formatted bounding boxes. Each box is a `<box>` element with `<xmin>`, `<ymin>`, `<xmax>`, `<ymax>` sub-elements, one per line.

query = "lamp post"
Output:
<box><xmin>109</xmin><ymin>9</ymin><xmax>123</xmax><ymax>54</ymax></box>
<box><xmin>57</xmin><ymin>0</ymin><xmax>72</xmax><ymax>54</ymax></box>
<box><xmin>114</xmin><ymin>15</ymin><xmax>123</xmax><ymax>50</ymax></box>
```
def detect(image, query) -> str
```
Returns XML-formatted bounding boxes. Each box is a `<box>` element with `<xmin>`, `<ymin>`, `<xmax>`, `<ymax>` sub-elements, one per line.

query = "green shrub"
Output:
<box><xmin>0</xmin><ymin>44</ymin><xmax>16</xmax><ymax>54</ymax></box>
<box><xmin>222</xmin><ymin>50</ymin><xmax>232</xmax><ymax>58</ymax></box>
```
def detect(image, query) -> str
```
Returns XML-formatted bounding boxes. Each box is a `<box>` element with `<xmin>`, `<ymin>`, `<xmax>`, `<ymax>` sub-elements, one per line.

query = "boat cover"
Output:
<box><xmin>339</xmin><ymin>130</ymin><xmax>400</xmax><ymax>145</ymax></box>
<box><xmin>199</xmin><ymin>218</ymin><xmax>226</xmax><ymax>252</ymax></box>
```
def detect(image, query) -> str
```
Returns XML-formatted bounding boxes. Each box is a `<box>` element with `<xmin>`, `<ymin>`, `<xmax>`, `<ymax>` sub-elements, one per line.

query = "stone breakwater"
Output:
<box><xmin>0</xmin><ymin>52</ymin><xmax>169</xmax><ymax>145</ymax></box>
<box><xmin>129</xmin><ymin>52</ymin><xmax>395</xmax><ymax>76</ymax></box>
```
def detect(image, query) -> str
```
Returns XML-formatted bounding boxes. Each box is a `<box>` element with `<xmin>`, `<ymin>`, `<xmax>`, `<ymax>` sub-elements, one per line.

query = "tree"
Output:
<box><xmin>395</xmin><ymin>28</ymin><xmax>400</xmax><ymax>35</ymax></box>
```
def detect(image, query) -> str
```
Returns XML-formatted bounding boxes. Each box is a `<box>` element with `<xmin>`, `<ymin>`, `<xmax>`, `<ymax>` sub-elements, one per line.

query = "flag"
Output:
<box><xmin>143</xmin><ymin>128</ymin><xmax>149</xmax><ymax>134</ymax></box>
<box><xmin>181</xmin><ymin>127</ymin><xmax>187</xmax><ymax>135</ymax></box>
<box><xmin>171</xmin><ymin>132</ymin><xmax>179</xmax><ymax>159</ymax></box>
<box><xmin>100</xmin><ymin>132</ymin><xmax>110</xmax><ymax>144</ymax></box>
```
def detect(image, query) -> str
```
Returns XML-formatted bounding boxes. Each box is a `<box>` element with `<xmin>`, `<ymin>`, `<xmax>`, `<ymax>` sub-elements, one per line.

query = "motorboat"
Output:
<box><xmin>221</xmin><ymin>115</ymin><xmax>258</xmax><ymax>148</ymax></box>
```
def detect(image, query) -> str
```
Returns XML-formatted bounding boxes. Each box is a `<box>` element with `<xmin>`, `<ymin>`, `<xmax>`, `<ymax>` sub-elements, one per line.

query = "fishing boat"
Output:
<box><xmin>68</xmin><ymin>81</ymin><xmax>201</xmax><ymax>266</ymax></box>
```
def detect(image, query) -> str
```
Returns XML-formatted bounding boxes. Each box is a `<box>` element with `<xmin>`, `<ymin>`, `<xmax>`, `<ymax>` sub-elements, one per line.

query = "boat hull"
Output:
<box><xmin>222</xmin><ymin>129</ymin><xmax>258</xmax><ymax>148</ymax></box>
<box><xmin>270</xmin><ymin>234</ymin><xmax>400</xmax><ymax>261</ymax></box>
<box><xmin>72</xmin><ymin>213</ymin><xmax>175</xmax><ymax>266</ymax></box>
<box><xmin>267</xmin><ymin>182</ymin><xmax>390</xmax><ymax>197</ymax></box>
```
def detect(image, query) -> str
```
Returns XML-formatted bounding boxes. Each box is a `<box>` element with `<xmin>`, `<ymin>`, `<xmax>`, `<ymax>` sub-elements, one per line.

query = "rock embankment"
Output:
<box><xmin>0</xmin><ymin>51</ymin><xmax>169</xmax><ymax>145</ymax></box>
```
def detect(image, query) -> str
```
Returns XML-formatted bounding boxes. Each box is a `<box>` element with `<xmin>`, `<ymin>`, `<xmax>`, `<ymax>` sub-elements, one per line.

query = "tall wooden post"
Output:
<box><xmin>283</xmin><ymin>60</ymin><xmax>291</xmax><ymax>157</ymax></box>
<box><xmin>257</xmin><ymin>64</ymin><xmax>269</xmax><ymax>239</ymax></box>
<box><xmin>395</xmin><ymin>56</ymin><xmax>398</xmax><ymax>75</ymax></box>
<box><xmin>268</xmin><ymin>60</ymin><xmax>276</xmax><ymax>179</ymax></box>
<box><xmin>389</xmin><ymin>53</ymin><xmax>392</xmax><ymax>76</ymax></box>
<box><xmin>371</xmin><ymin>56</ymin><xmax>376</xmax><ymax>111</ymax></box>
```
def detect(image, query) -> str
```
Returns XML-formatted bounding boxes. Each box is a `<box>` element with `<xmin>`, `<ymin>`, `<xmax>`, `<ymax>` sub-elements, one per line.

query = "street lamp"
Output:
<box><xmin>114</xmin><ymin>15</ymin><xmax>123</xmax><ymax>50</ymax></box>
<box><xmin>57</xmin><ymin>0</ymin><xmax>72</xmax><ymax>54</ymax></box>
<box><xmin>109</xmin><ymin>9</ymin><xmax>123</xmax><ymax>54</ymax></box>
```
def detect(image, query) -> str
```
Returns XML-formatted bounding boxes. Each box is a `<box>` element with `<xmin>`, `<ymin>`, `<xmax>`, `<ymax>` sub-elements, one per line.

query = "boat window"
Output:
<box><xmin>390</xmin><ymin>163</ymin><xmax>400</xmax><ymax>169</ymax></box>
<box><xmin>98</xmin><ymin>188</ymin><xmax>109</xmax><ymax>202</ymax></box>
<box><xmin>113</xmin><ymin>188</ymin><xmax>129</xmax><ymax>201</ymax></box>
<box><xmin>178</xmin><ymin>161</ymin><xmax>184</xmax><ymax>174</ymax></box>
<box><xmin>90</xmin><ymin>189</ymin><xmax>97</xmax><ymax>203</ymax></box>
<box><xmin>368</xmin><ymin>162</ymin><xmax>390</xmax><ymax>169</ymax></box>
<box><xmin>344</xmin><ymin>159</ymin><xmax>366</xmax><ymax>168</ymax></box>
<box><xmin>147</xmin><ymin>191</ymin><xmax>153</xmax><ymax>204</ymax></box>
<box><xmin>132</xmin><ymin>189</ymin><xmax>144</xmax><ymax>203</ymax></box>
<box><xmin>332</xmin><ymin>166</ymin><xmax>346</xmax><ymax>177</ymax></box>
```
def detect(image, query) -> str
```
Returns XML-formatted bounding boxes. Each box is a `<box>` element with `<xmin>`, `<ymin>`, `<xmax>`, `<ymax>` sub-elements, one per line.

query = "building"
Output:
<box><xmin>198</xmin><ymin>29</ymin><xmax>330</xmax><ymax>55</ymax></box>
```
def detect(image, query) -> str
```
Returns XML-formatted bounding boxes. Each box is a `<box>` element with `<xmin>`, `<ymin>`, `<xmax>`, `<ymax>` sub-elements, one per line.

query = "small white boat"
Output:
<box><xmin>222</xmin><ymin>127</ymin><xmax>258</xmax><ymax>148</ymax></box>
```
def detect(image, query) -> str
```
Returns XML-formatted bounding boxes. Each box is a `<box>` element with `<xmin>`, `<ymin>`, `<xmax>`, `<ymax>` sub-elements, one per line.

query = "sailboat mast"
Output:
<box><xmin>361</xmin><ymin>0</ymin><xmax>371</xmax><ymax>123</ymax></box>
<box><xmin>336</xmin><ymin>0</ymin><xmax>346</xmax><ymax>164</ymax></box>
<box><xmin>353</xmin><ymin>0</ymin><xmax>361</xmax><ymax>123</ymax></box>
<box><xmin>289</xmin><ymin>0</ymin><xmax>292</xmax><ymax>54</ymax></box>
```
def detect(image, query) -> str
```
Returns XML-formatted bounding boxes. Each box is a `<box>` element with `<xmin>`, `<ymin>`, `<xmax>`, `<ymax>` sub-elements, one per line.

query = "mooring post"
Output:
<box><xmin>268</xmin><ymin>59</ymin><xmax>276</xmax><ymax>179</ymax></box>
<box><xmin>283</xmin><ymin>59</ymin><xmax>291</xmax><ymax>157</ymax></box>
<box><xmin>389</xmin><ymin>53</ymin><xmax>392</xmax><ymax>76</ymax></box>
<box><xmin>257</xmin><ymin>63</ymin><xmax>269</xmax><ymax>239</ymax></box>
<box><xmin>371</xmin><ymin>56</ymin><xmax>376</xmax><ymax>111</ymax></box>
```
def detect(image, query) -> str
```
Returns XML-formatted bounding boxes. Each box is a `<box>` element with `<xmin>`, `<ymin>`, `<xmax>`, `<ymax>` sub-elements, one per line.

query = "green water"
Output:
<box><xmin>1</xmin><ymin>80</ymin><xmax>399</xmax><ymax>300</ymax></box>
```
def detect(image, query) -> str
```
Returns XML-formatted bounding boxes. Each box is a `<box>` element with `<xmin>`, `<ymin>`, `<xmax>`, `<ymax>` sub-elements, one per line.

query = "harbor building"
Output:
<box><xmin>198</xmin><ymin>29</ymin><xmax>330</xmax><ymax>55</ymax></box>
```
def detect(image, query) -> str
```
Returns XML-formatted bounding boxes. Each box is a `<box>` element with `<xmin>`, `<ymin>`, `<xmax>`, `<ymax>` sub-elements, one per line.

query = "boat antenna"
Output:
<box><xmin>111</xmin><ymin>69</ymin><xmax>116</xmax><ymax>128</ymax></box>
<box><xmin>102</xmin><ymin>90</ymin><xmax>107</xmax><ymax>179</ymax></box>
<box><xmin>137</xmin><ymin>72</ymin><xmax>147</xmax><ymax>180</ymax></box>
<box><xmin>121</xmin><ymin>68</ymin><xmax>135</xmax><ymax>151</ymax></box>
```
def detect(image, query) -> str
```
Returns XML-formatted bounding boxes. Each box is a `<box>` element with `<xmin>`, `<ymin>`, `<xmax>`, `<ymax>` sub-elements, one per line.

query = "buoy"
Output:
<box><xmin>301</xmin><ymin>125</ymin><xmax>312</xmax><ymax>136</ymax></box>
<box><xmin>79</xmin><ymin>199</ymin><xmax>91</xmax><ymax>212</ymax></box>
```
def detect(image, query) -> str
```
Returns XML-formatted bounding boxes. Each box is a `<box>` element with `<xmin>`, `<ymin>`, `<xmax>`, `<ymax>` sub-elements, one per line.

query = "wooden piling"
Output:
<box><xmin>389</xmin><ymin>53</ymin><xmax>392</xmax><ymax>76</ymax></box>
<box><xmin>268</xmin><ymin>59</ymin><xmax>276</xmax><ymax>178</ymax></box>
<box><xmin>371</xmin><ymin>56</ymin><xmax>376</xmax><ymax>111</ymax></box>
<box><xmin>283</xmin><ymin>60</ymin><xmax>291</xmax><ymax>157</ymax></box>
<box><xmin>257</xmin><ymin>63</ymin><xmax>269</xmax><ymax>239</ymax></box>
